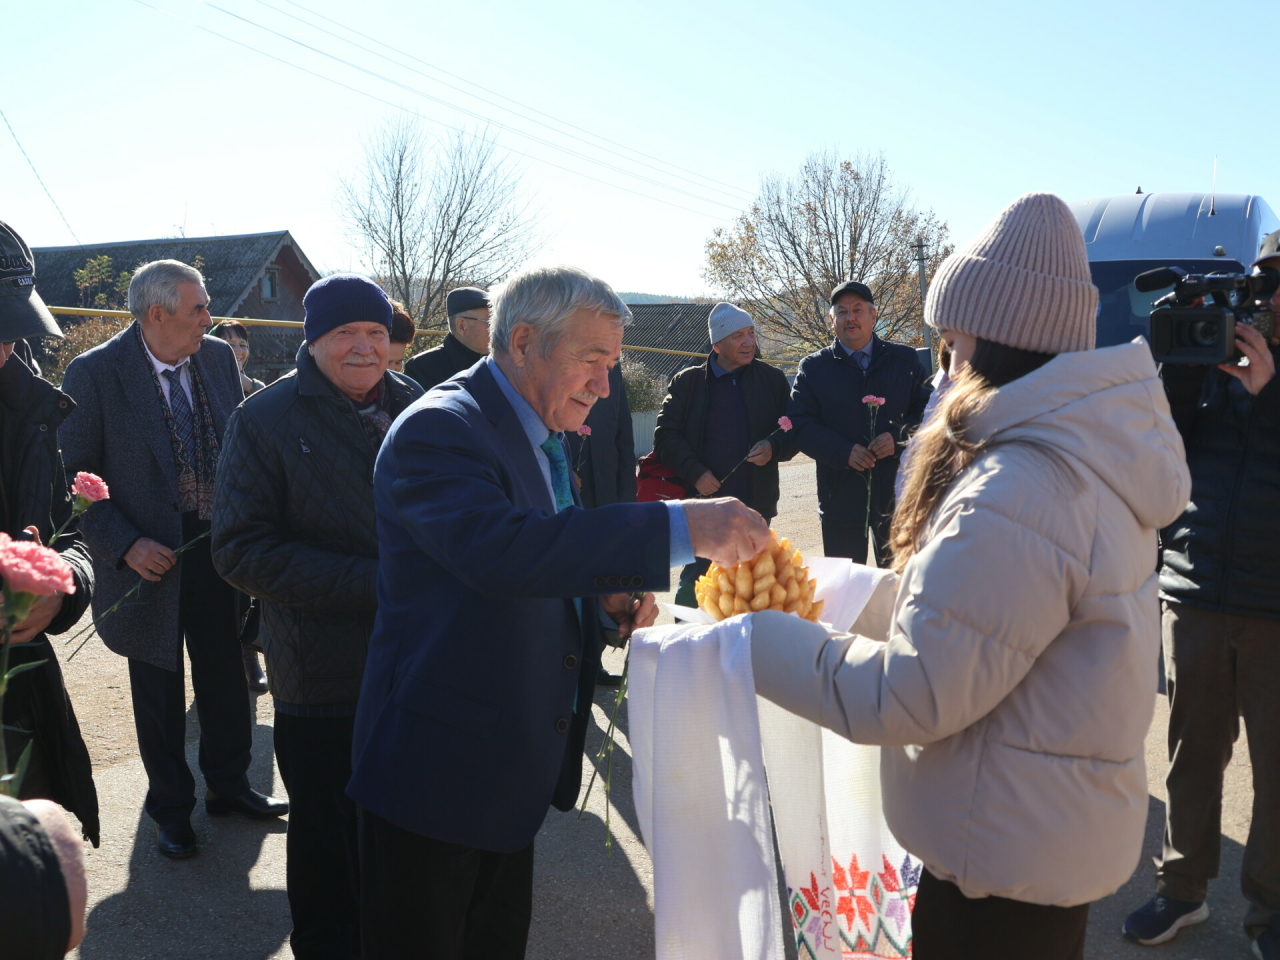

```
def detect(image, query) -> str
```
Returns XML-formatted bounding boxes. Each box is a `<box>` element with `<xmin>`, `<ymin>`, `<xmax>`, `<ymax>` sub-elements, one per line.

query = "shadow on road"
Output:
<box><xmin>79</xmin><ymin>708</ymin><xmax>291</xmax><ymax>959</ymax></box>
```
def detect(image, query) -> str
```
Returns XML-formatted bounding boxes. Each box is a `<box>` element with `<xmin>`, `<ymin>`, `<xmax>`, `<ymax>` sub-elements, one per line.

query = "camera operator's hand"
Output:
<box><xmin>1220</xmin><ymin>323</ymin><xmax>1276</xmax><ymax>395</ymax></box>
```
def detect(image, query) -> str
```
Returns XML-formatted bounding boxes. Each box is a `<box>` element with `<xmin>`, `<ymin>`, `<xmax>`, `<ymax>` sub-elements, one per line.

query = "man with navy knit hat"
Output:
<box><xmin>788</xmin><ymin>280</ymin><xmax>931</xmax><ymax>566</ymax></box>
<box><xmin>654</xmin><ymin>302</ymin><xmax>795</xmax><ymax>605</ymax></box>
<box><xmin>403</xmin><ymin>285</ymin><xmax>491</xmax><ymax>390</ymax></box>
<box><xmin>212</xmin><ymin>274</ymin><xmax>422</xmax><ymax>959</ymax></box>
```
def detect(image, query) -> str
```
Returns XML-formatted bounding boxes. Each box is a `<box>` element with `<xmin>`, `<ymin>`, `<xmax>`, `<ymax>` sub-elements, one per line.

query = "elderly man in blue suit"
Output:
<box><xmin>349</xmin><ymin>264</ymin><xmax>770</xmax><ymax>958</ymax></box>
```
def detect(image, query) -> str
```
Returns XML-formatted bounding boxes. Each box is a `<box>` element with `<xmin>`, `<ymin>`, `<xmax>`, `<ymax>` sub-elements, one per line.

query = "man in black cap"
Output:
<box><xmin>787</xmin><ymin>280</ymin><xmax>931</xmax><ymax>566</ymax></box>
<box><xmin>403</xmin><ymin>286</ymin><xmax>490</xmax><ymax>390</ymax></box>
<box><xmin>0</xmin><ymin>220</ymin><xmax>99</xmax><ymax>847</ymax></box>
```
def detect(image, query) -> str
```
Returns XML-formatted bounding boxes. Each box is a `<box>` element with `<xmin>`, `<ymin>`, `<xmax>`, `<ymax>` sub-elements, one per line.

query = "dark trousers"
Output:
<box><xmin>275</xmin><ymin>713</ymin><xmax>359</xmax><ymax>960</ymax></box>
<box><xmin>127</xmin><ymin>516</ymin><xmax>251</xmax><ymax>826</ymax></box>
<box><xmin>820</xmin><ymin>508</ymin><xmax>891</xmax><ymax>567</ymax></box>
<box><xmin>359</xmin><ymin>808</ymin><xmax>534</xmax><ymax>960</ymax></box>
<box><xmin>1156</xmin><ymin>600</ymin><xmax>1280</xmax><ymax>938</ymax></box>
<box><xmin>913</xmin><ymin>869</ymin><xmax>1089</xmax><ymax>960</ymax></box>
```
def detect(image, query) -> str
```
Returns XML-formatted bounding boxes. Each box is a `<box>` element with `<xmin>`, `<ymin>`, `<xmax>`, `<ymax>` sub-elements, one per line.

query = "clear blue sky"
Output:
<box><xmin>5</xmin><ymin>0</ymin><xmax>1275</xmax><ymax>300</ymax></box>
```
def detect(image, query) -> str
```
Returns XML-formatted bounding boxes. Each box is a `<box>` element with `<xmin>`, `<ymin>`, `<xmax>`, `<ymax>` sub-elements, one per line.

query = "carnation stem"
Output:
<box><xmin>65</xmin><ymin>531</ymin><xmax>210</xmax><ymax>661</ymax></box>
<box><xmin>717</xmin><ymin>424</ymin><xmax>783</xmax><ymax>487</ymax></box>
<box><xmin>577</xmin><ymin>650</ymin><xmax>629</xmax><ymax>855</ymax></box>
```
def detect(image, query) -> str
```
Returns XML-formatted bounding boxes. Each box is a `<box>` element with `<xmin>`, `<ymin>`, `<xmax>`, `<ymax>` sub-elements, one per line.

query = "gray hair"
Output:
<box><xmin>128</xmin><ymin>260</ymin><xmax>206</xmax><ymax>322</ymax></box>
<box><xmin>490</xmin><ymin>265</ymin><xmax>630</xmax><ymax>358</ymax></box>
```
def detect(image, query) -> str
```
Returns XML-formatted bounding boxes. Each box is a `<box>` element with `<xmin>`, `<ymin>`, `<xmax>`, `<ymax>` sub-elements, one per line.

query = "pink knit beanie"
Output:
<box><xmin>925</xmin><ymin>192</ymin><xmax>1097</xmax><ymax>354</ymax></box>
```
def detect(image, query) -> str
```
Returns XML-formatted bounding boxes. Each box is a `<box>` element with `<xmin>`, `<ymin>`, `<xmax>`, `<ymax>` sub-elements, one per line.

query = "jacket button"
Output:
<box><xmin>606</xmin><ymin>575</ymin><xmax>619</xmax><ymax>587</ymax></box>
<box><xmin>630</xmin><ymin>576</ymin><xmax>644</xmax><ymax>588</ymax></box>
<box><xmin>593</xmin><ymin>576</ymin><xmax>606</xmax><ymax>588</ymax></box>
<box><xmin>555</xmin><ymin>718</ymin><xmax>569</xmax><ymax>733</ymax></box>
<box><xmin>563</xmin><ymin>655</ymin><xmax>577</xmax><ymax>669</ymax></box>
<box><xmin>38</xmin><ymin>424</ymin><xmax>48</xmax><ymax>432</ymax></box>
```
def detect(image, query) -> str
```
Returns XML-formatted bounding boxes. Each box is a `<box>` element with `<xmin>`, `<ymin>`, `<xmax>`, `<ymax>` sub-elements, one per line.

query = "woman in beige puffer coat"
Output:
<box><xmin>752</xmin><ymin>193</ymin><xmax>1191</xmax><ymax>960</ymax></box>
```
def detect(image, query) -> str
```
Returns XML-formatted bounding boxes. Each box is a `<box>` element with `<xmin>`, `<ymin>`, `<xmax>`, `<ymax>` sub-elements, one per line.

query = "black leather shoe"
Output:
<box><xmin>242</xmin><ymin>647</ymin><xmax>268</xmax><ymax>693</ymax></box>
<box><xmin>596</xmin><ymin>668</ymin><xmax>622</xmax><ymax>688</ymax></box>
<box><xmin>157</xmin><ymin>821</ymin><xmax>197</xmax><ymax>859</ymax></box>
<box><xmin>205</xmin><ymin>788</ymin><xmax>289</xmax><ymax>820</ymax></box>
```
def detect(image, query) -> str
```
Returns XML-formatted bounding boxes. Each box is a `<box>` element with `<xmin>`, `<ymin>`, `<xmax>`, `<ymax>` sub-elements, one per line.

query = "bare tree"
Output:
<box><xmin>704</xmin><ymin>152</ymin><xmax>952</xmax><ymax>350</ymax></box>
<box><xmin>339</xmin><ymin>118</ymin><xmax>540</xmax><ymax>326</ymax></box>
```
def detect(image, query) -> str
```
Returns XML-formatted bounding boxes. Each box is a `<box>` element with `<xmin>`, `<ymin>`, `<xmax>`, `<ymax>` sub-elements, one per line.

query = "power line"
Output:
<box><xmin>131</xmin><ymin>0</ymin><xmax>732</xmax><ymax>220</ymax></box>
<box><xmin>0</xmin><ymin>107</ymin><xmax>82</xmax><ymax>245</ymax></box>
<box><xmin>251</xmin><ymin>0</ymin><xmax>754</xmax><ymax>203</ymax></box>
<box><xmin>198</xmin><ymin>0</ymin><xmax>745</xmax><ymax>211</ymax></box>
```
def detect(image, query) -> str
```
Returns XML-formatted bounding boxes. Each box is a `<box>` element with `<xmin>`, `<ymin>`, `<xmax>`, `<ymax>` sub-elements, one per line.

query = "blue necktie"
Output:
<box><xmin>541</xmin><ymin>433</ymin><xmax>583</xmax><ymax>710</ymax></box>
<box><xmin>163</xmin><ymin>367</ymin><xmax>197</xmax><ymax>464</ymax></box>
<box><xmin>856</xmin><ymin>351</ymin><xmax>869</xmax><ymax>371</ymax></box>
<box><xmin>540</xmin><ymin>434</ymin><xmax>575</xmax><ymax>512</ymax></box>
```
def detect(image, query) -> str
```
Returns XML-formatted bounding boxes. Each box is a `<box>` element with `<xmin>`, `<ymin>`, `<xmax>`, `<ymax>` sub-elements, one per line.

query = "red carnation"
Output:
<box><xmin>777</xmin><ymin>416</ymin><xmax>793</xmax><ymax>432</ymax></box>
<box><xmin>576</xmin><ymin>425</ymin><xmax>592</xmax><ymax>437</ymax></box>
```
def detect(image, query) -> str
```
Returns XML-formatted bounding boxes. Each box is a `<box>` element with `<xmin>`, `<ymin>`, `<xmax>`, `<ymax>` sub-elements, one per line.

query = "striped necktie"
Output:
<box><xmin>163</xmin><ymin>367</ymin><xmax>198</xmax><ymax>464</ymax></box>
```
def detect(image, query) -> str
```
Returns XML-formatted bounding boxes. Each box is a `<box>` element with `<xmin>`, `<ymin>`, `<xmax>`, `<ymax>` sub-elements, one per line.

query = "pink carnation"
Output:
<box><xmin>576</xmin><ymin>425</ymin><xmax>592</xmax><ymax>437</ymax></box>
<box><xmin>862</xmin><ymin>395</ymin><xmax>886</xmax><ymax>406</ymax></box>
<box><xmin>777</xmin><ymin>416</ymin><xmax>793</xmax><ymax>432</ymax></box>
<box><xmin>71</xmin><ymin>472</ymin><xmax>110</xmax><ymax>503</ymax></box>
<box><xmin>0</xmin><ymin>533</ymin><xmax>75</xmax><ymax>597</ymax></box>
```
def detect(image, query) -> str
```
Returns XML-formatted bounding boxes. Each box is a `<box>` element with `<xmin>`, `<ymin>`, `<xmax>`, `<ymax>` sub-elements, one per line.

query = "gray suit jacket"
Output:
<box><xmin>59</xmin><ymin>323</ymin><xmax>243</xmax><ymax>670</ymax></box>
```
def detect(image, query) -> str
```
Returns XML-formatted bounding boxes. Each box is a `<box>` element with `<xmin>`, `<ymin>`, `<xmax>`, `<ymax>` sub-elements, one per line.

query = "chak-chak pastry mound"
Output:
<box><xmin>693</xmin><ymin>530</ymin><xmax>824</xmax><ymax>623</ymax></box>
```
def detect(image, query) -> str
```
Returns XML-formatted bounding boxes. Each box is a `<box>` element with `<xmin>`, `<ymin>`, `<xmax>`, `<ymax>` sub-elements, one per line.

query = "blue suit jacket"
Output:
<box><xmin>348</xmin><ymin>361</ymin><xmax>672</xmax><ymax>852</ymax></box>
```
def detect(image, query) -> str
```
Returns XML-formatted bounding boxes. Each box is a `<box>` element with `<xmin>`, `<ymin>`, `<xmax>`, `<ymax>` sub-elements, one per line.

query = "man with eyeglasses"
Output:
<box><xmin>788</xmin><ymin>280</ymin><xmax>931</xmax><ymax>566</ymax></box>
<box><xmin>403</xmin><ymin>287</ymin><xmax>491</xmax><ymax>391</ymax></box>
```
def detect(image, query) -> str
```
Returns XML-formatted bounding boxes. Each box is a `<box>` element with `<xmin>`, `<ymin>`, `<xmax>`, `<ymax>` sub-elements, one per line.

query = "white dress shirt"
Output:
<box><xmin>139</xmin><ymin>334</ymin><xmax>193</xmax><ymax>408</ymax></box>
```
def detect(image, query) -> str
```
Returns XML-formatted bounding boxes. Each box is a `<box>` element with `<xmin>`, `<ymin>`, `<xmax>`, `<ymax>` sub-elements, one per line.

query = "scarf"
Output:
<box><xmin>136</xmin><ymin>324</ymin><xmax>220</xmax><ymax>520</ymax></box>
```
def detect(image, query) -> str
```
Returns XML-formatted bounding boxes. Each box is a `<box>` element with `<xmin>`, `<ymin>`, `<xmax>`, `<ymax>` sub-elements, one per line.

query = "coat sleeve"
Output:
<box><xmin>211</xmin><ymin>407</ymin><xmax>378</xmax><ymax>612</ymax></box>
<box><xmin>652</xmin><ymin>370</ymin><xmax>708</xmax><ymax>489</ymax></box>
<box><xmin>44</xmin><ymin>446</ymin><xmax>93</xmax><ymax>635</ymax></box>
<box><xmin>388</xmin><ymin>406</ymin><xmax>671</xmax><ymax>598</ymax></box>
<box><xmin>752</xmin><ymin>455</ymin><xmax>1089</xmax><ymax>746</ymax></box>
<box><xmin>769</xmin><ymin>367</ymin><xmax>799</xmax><ymax>463</ymax></box>
<box><xmin>1159</xmin><ymin>363</ymin><xmax>1208</xmax><ymax>447</ymax></box>
<box><xmin>899</xmin><ymin>352</ymin><xmax>932</xmax><ymax>440</ymax></box>
<box><xmin>788</xmin><ymin>357</ymin><xmax>854</xmax><ymax>469</ymax></box>
<box><xmin>59</xmin><ymin>357</ymin><xmax>144</xmax><ymax>569</ymax></box>
<box><xmin>613</xmin><ymin>373</ymin><xmax>638</xmax><ymax>503</ymax></box>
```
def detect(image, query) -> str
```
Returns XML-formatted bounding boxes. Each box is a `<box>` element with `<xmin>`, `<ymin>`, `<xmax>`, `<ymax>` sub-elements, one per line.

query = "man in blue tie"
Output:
<box><xmin>61</xmin><ymin>260</ymin><xmax>287</xmax><ymax>862</ymax></box>
<box><xmin>787</xmin><ymin>280</ymin><xmax>932</xmax><ymax>565</ymax></box>
<box><xmin>349</xmin><ymin>264</ymin><xmax>771</xmax><ymax>958</ymax></box>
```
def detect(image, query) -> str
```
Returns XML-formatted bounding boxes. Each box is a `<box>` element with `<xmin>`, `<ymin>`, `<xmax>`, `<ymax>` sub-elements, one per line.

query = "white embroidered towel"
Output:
<box><xmin>629</xmin><ymin>616</ymin><xmax>786</xmax><ymax>960</ymax></box>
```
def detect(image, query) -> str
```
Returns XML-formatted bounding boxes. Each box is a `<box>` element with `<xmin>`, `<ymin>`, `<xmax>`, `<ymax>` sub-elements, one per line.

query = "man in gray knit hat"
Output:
<box><xmin>654</xmin><ymin>302</ymin><xmax>794</xmax><ymax>604</ymax></box>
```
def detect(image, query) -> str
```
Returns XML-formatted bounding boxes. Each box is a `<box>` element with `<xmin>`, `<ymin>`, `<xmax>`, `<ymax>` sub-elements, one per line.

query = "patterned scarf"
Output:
<box><xmin>352</xmin><ymin>379</ymin><xmax>394</xmax><ymax>450</ymax></box>
<box><xmin>136</xmin><ymin>324</ymin><xmax>220</xmax><ymax>519</ymax></box>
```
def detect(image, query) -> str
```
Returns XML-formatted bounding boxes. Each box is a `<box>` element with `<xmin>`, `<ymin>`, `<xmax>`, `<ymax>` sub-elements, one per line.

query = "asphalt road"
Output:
<box><xmin>57</xmin><ymin>454</ymin><xmax>1257</xmax><ymax>958</ymax></box>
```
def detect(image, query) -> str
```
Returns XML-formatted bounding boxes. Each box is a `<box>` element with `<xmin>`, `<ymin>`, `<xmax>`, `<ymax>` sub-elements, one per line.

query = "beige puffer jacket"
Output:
<box><xmin>752</xmin><ymin>340</ymin><xmax>1191</xmax><ymax>907</ymax></box>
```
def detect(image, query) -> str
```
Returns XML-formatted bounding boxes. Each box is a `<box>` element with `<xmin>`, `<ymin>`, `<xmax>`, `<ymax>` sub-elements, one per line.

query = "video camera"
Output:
<box><xmin>1142</xmin><ymin>266</ymin><xmax>1280</xmax><ymax>365</ymax></box>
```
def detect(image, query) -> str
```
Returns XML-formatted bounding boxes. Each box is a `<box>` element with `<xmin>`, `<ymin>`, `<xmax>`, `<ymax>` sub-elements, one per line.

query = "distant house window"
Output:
<box><xmin>261</xmin><ymin>269</ymin><xmax>279</xmax><ymax>301</ymax></box>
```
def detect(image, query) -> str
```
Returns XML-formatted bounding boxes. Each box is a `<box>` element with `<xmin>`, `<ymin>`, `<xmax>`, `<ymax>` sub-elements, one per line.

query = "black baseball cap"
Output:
<box><xmin>830</xmin><ymin>280</ymin><xmax>874</xmax><ymax>306</ymax></box>
<box><xmin>0</xmin><ymin>220</ymin><xmax>63</xmax><ymax>341</ymax></box>
<box><xmin>1253</xmin><ymin>230</ymin><xmax>1280</xmax><ymax>269</ymax></box>
<box><xmin>446</xmin><ymin>286</ymin><xmax>490</xmax><ymax>317</ymax></box>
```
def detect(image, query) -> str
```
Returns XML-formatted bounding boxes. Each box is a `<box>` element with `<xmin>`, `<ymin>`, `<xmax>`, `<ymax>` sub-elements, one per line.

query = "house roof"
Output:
<box><xmin>31</xmin><ymin>231</ymin><xmax>319</xmax><ymax>316</ymax></box>
<box><xmin>623</xmin><ymin>303</ymin><xmax>713</xmax><ymax>381</ymax></box>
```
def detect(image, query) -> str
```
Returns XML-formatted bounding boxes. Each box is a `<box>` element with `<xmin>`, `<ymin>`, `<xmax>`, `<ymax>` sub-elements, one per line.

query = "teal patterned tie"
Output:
<box><xmin>540</xmin><ymin>434</ymin><xmax>575</xmax><ymax>512</ymax></box>
<box><xmin>541</xmin><ymin>433</ymin><xmax>583</xmax><ymax>710</ymax></box>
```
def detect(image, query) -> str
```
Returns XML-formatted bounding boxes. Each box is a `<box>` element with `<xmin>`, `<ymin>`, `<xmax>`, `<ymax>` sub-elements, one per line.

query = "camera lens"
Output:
<box><xmin>1191</xmin><ymin>320</ymin><xmax>1219</xmax><ymax>347</ymax></box>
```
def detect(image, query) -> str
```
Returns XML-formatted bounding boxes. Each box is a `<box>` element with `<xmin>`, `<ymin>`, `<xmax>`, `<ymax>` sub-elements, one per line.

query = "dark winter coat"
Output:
<box><xmin>403</xmin><ymin>333</ymin><xmax>485</xmax><ymax>392</ymax></box>
<box><xmin>1159</xmin><ymin>353</ymin><xmax>1280</xmax><ymax>619</ymax></box>
<box><xmin>0</xmin><ymin>348</ymin><xmax>98</xmax><ymax>845</ymax></box>
<box><xmin>59</xmin><ymin>325</ymin><xmax>244</xmax><ymax>671</ymax></box>
<box><xmin>565</xmin><ymin>365</ymin><xmax>636</xmax><ymax>509</ymax></box>
<box><xmin>788</xmin><ymin>336</ymin><xmax>931</xmax><ymax>522</ymax></box>
<box><xmin>653</xmin><ymin>357</ymin><xmax>795</xmax><ymax>520</ymax></box>
<box><xmin>211</xmin><ymin>345</ymin><xmax>423</xmax><ymax>710</ymax></box>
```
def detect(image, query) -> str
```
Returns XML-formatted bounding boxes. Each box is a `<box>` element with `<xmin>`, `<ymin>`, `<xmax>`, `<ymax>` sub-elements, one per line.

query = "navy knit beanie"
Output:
<box><xmin>303</xmin><ymin>274</ymin><xmax>393</xmax><ymax>343</ymax></box>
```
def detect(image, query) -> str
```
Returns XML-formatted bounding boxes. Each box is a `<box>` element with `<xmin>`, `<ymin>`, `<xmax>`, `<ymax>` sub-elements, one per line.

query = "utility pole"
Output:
<box><xmin>912</xmin><ymin>237</ymin><xmax>935</xmax><ymax>372</ymax></box>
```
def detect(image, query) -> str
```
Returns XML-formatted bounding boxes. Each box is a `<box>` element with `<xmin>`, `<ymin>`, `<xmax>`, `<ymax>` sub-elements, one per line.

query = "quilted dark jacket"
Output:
<box><xmin>1159</xmin><ymin>352</ymin><xmax>1280</xmax><ymax>619</ymax></box>
<box><xmin>403</xmin><ymin>333</ymin><xmax>484</xmax><ymax>392</ymax></box>
<box><xmin>211</xmin><ymin>346</ymin><xmax>423</xmax><ymax>710</ymax></box>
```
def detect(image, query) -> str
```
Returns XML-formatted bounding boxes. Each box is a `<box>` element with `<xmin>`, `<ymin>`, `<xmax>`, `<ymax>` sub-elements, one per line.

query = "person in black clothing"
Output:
<box><xmin>1123</xmin><ymin>233</ymin><xmax>1280</xmax><ymax>959</ymax></box>
<box><xmin>654</xmin><ymin>302</ymin><xmax>795</xmax><ymax>604</ymax></box>
<box><xmin>0</xmin><ymin>795</ymin><xmax>87</xmax><ymax>958</ymax></box>
<box><xmin>0</xmin><ymin>220</ymin><xmax>99</xmax><ymax>849</ymax></box>
<box><xmin>212</xmin><ymin>275</ymin><xmax>423</xmax><ymax>960</ymax></box>
<box><xmin>788</xmin><ymin>280</ymin><xmax>931</xmax><ymax>566</ymax></box>
<box><xmin>402</xmin><ymin>286</ymin><xmax>490</xmax><ymax>390</ymax></box>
